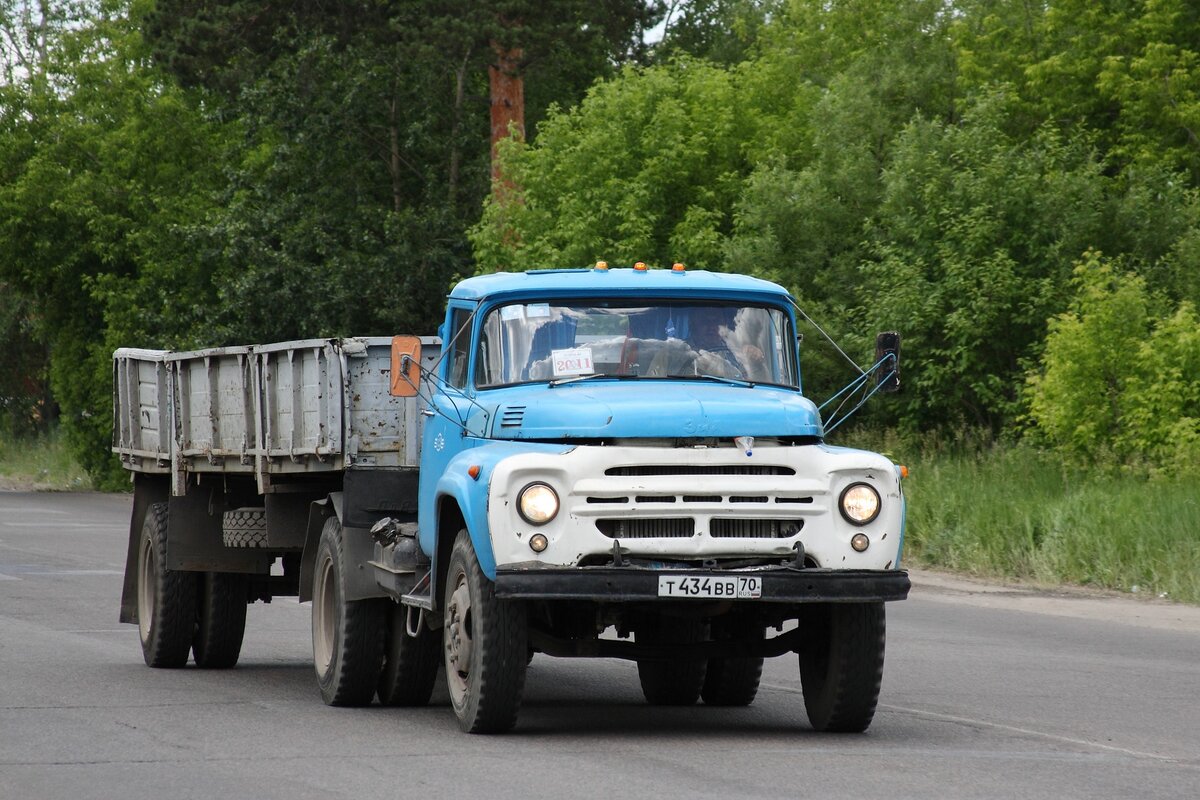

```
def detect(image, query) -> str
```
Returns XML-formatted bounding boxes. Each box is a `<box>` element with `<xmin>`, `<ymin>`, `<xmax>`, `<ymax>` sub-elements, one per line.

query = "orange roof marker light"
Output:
<box><xmin>594</xmin><ymin>260</ymin><xmax>609</xmax><ymax>271</ymax></box>
<box><xmin>671</xmin><ymin>262</ymin><xmax>686</xmax><ymax>273</ymax></box>
<box><xmin>633</xmin><ymin>261</ymin><xmax>648</xmax><ymax>271</ymax></box>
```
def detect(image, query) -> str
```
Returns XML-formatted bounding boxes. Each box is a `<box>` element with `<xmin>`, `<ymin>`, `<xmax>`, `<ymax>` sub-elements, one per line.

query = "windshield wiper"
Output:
<box><xmin>665</xmin><ymin>373</ymin><xmax>755</xmax><ymax>388</ymax></box>
<box><xmin>548</xmin><ymin>373</ymin><xmax>641</xmax><ymax>388</ymax></box>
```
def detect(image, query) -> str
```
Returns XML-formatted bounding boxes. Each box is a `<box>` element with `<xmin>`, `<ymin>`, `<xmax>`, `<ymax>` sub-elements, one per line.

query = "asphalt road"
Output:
<box><xmin>1</xmin><ymin>491</ymin><xmax>1197</xmax><ymax>800</ymax></box>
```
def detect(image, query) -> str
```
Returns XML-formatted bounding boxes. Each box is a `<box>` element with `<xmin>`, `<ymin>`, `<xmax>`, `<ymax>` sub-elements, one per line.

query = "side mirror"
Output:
<box><xmin>390</xmin><ymin>335</ymin><xmax>422</xmax><ymax>397</ymax></box>
<box><xmin>874</xmin><ymin>332</ymin><xmax>900</xmax><ymax>393</ymax></box>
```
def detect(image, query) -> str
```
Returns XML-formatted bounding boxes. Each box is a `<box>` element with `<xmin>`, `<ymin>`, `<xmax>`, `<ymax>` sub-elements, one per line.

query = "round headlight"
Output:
<box><xmin>839</xmin><ymin>483</ymin><xmax>881</xmax><ymax>525</ymax></box>
<box><xmin>518</xmin><ymin>483</ymin><xmax>559</xmax><ymax>525</ymax></box>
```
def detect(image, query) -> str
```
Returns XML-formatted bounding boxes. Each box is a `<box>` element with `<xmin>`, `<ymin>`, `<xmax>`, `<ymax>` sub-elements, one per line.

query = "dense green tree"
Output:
<box><xmin>0</xmin><ymin>1</ymin><xmax>231</xmax><ymax>483</ymax></box>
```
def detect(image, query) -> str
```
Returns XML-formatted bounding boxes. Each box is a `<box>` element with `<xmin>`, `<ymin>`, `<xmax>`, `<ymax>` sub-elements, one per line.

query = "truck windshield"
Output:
<box><xmin>476</xmin><ymin>301</ymin><xmax>798</xmax><ymax>388</ymax></box>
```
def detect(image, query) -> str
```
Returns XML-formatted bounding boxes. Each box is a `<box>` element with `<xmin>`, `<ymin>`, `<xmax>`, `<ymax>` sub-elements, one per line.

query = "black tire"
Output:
<box><xmin>701</xmin><ymin>656</ymin><xmax>764</xmax><ymax>706</ymax></box>
<box><xmin>443</xmin><ymin>530</ymin><xmax>527</xmax><ymax>733</ymax></box>
<box><xmin>136</xmin><ymin>502</ymin><xmax>198</xmax><ymax>668</ymax></box>
<box><xmin>192</xmin><ymin>572</ymin><xmax>248</xmax><ymax>669</ymax></box>
<box><xmin>222</xmin><ymin>508</ymin><xmax>267</xmax><ymax>548</ymax></box>
<box><xmin>636</xmin><ymin>617</ymin><xmax>707</xmax><ymax>706</ymax></box>
<box><xmin>311</xmin><ymin>516</ymin><xmax>385</xmax><ymax>706</ymax></box>
<box><xmin>798</xmin><ymin>602</ymin><xmax>886</xmax><ymax>732</ymax></box>
<box><xmin>377</xmin><ymin>601</ymin><xmax>440</xmax><ymax>707</ymax></box>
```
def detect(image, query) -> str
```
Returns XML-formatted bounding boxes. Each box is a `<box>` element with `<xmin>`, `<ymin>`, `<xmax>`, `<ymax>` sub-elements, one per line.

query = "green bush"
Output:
<box><xmin>1027</xmin><ymin>252</ymin><xmax>1200</xmax><ymax>473</ymax></box>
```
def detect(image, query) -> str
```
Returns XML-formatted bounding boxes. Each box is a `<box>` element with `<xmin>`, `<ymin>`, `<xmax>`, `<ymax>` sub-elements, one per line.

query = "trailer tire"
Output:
<box><xmin>192</xmin><ymin>572</ymin><xmax>248</xmax><ymax>669</ymax></box>
<box><xmin>443</xmin><ymin>530</ymin><xmax>527</xmax><ymax>733</ymax></box>
<box><xmin>377</xmin><ymin>602</ymin><xmax>440</xmax><ymax>707</ymax></box>
<box><xmin>701</xmin><ymin>656</ymin><xmax>764</xmax><ymax>706</ymax></box>
<box><xmin>636</xmin><ymin>618</ymin><xmax>707</xmax><ymax>706</ymax></box>
<box><xmin>311</xmin><ymin>517</ymin><xmax>384</xmax><ymax>706</ymax></box>
<box><xmin>137</xmin><ymin>502</ymin><xmax>197</xmax><ymax>668</ymax></box>
<box><xmin>798</xmin><ymin>602</ymin><xmax>885</xmax><ymax>733</ymax></box>
<box><xmin>222</xmin><ymin>508</ymin><xmax>267</xmax><ymax>548</ymax></box>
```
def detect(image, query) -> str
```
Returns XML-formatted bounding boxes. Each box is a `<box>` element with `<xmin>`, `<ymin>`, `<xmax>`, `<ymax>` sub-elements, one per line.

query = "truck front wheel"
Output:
<box><xmin>311</xmin><ymin>516</ymin><xmax>384</xmax><ymax>706</ymax></box>
<box><xmin>443</xmin><ymin>530</ymin><xmax>527</xmax><ymax>733</ymax></box>
<box><xmin>137</xmin><ymin>502</ymin><xmax>197</xmax><ymax>668</ymax></box>
<box><xmin>797</xmin><ymin>602</ymin><xmax>886</xmax><ymax>732</ymax></box>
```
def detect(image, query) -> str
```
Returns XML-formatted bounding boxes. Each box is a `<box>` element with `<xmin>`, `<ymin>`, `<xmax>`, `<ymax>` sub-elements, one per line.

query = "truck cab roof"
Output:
<box><xmin>448</xmin><ymin>267</ymin><xmax>794</xmax><ymax>304</ymax></box>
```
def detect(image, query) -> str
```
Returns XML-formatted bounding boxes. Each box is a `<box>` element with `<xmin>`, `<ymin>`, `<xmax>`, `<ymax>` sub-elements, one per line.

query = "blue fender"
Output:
<box><xmin>427</xmin><ymin>441</ymin><xmax>575</xmax><ymax>581</ymax></box>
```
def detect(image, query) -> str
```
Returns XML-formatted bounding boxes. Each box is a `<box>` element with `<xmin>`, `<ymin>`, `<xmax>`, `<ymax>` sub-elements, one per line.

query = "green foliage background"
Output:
<box><xmin>1</xmin><ymin>0</ymin><xmax>1198</xmax><ymax>500</ymax></box>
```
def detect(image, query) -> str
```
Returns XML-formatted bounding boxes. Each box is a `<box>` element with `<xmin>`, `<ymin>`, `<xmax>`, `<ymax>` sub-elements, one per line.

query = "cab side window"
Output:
<box><xmin>447</xmin><ymin>308</ymin><xmax>472</xmax><ymax>389</ymax></box>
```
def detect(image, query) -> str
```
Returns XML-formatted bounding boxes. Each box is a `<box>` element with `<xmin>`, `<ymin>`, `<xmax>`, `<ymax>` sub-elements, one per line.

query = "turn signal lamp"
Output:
<box><xmin>529</xmin><ymin>533</ymin><xmax>549</xmax><ymax>553</ymax></box>
<box><xmin>467</xmin><ymin>465</ymin><xmax>481</xmax><ymax>480</ymax></box>
<box><xmin>899</xmin><ymin>465</ymin><xmax>909</xmax><ymax>479</ymax></box>
<box><xmin>851</xmin><ymin>533</ymin><xmax>870</xmax><ymax>552</ymax></box>
<box><xmin>633</xmin><ymin>261</ymin><xmax>648</xmax><ymax>271</ymax></box>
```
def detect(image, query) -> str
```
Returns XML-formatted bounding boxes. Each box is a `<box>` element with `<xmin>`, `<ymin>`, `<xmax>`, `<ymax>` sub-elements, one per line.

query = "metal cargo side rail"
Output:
<box><xmin>112</xmin><ymin>337</ymin><xmax>439</xmax><ymax>494</ymax></box>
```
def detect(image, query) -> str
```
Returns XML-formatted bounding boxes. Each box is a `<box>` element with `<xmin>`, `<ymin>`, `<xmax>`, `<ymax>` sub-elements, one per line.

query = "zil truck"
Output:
<box><xmin>112</xmin><ymin>264</ymin><xmax>908</xmax><ymax>733</ymax></box>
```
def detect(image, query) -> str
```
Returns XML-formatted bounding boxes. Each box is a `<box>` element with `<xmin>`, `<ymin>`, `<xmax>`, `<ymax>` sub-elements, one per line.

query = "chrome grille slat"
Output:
<box><xmin>605</xmin><ymin>465</ymin><xmax>795</xmax><ymax>476</ymax></box>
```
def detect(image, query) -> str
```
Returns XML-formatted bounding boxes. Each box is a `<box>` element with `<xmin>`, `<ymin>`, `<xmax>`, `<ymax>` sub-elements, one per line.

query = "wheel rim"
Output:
<box><xmin>137</xmin><ymin>532</ymin><xmax>156</xmax><ymax>643</ymax></box>
<box><xmin>444</xmin><ymin>572</ymin><xmax>473</xmax><ymax>708</ymax></box>
<box><xmin>313</xmin><ymin>553</ymin><xmax>335</xmax><ymax>677</ymax></box>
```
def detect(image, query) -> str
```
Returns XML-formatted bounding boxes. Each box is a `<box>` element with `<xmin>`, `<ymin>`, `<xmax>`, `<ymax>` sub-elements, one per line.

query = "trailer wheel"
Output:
<box><xmin>377</xmin><ymin>601</ymin><xmax>440</xmax><ymax>707</ymax></box>
<box><xmin>798</xmin><ymin>602</ymin><xmax>886</xmax><ymax>732</ymax></box>
<box><xmin>137</xmin><ymin>502</ymin><xmax>197</xmax><ymax>668</ymax></box>
<box><xmin>701</xmin><ymin>656</ymin><xmax>764</xmax><ymax>706</ymax></box>
<box><xmin>311</xmin><ymin>516</ymin><xmax>384</xmax><ymax>706</ymax></box>
<box><xmin>443</xmin><ymin>530</ymin><xmax>527</xmax><ymax>733</ymax></box>
<box><xmin>222</xmin><ymin>508</ymin><xmax>267</xmax><ymax>548</ymax></box>
<box><xmin>636</xmin><ymin>618</ymin><xmax>707</xmax><ymax>706</ymax></box>
<box><xmin>192</xmin><ymin>572</ymin><xmax>248</xmax><ymax>669</ymax></box>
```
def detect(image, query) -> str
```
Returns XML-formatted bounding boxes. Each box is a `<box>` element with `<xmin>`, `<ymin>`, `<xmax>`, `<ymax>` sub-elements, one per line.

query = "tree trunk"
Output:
<box><xmin>488</xmin><ymin>40</ymin><xmax>525</xmax><ymax>196</ymax></box>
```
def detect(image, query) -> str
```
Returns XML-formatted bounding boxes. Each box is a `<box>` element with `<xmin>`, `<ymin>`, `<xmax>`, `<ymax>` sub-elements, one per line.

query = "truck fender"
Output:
<box><xmin>119</xmin><ymin>474</ymin><xmax>170</xmax><ymax>624</ymax></box>
<box><xmin>434</xmin><ymin>469</ymin><xmax>496</xmax><ymax>577</ymax></box>
<box><xmin>300</xmin><ymin>492</ymin><xmax>406</xmax><ymax>604</ymax></box>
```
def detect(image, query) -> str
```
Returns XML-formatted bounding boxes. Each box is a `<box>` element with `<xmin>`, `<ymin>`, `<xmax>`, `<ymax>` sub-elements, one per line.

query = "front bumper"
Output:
<box><xmin>494</xmin><ymin>565</ymin><xmax>910</xmax><ymax>603</ymax></box>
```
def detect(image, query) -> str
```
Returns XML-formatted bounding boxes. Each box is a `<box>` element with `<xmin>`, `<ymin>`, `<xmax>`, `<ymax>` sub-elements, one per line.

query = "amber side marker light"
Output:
<box><xmin>467</xmin><ymin>465</ymin><xmax>481</xmax><ymax>480</ymax></box>
<box><xmin>899</xmin><ymin>465</ymin><xmax>909</xmax><ymax>478</ymax></box>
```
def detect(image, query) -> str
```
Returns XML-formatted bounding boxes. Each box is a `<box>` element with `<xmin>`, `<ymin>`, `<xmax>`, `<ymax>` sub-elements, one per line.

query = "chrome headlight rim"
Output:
<box><xmin>517</xmin><ymin>482</ymin><xmax>559</xmax><ymax>526</ymax></box>
<box><xmin>839</xmin><ymin>482</ymin><xmax>881</xmax><ymax>526</ymax></box>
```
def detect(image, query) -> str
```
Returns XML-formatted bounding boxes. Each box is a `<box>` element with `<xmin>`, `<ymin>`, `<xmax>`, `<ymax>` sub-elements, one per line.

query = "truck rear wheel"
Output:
<box><xmin>443</xmin><ymin>530</ymin><xmax>527</xmax><ymax>733</ymax></box>
<box><xmin>701</xmin><ymin>656</ymin><xmax>764</xmax><ymax>706</ymax></box>
<box><xmin>377</xmin><ymin>601</ymin><xmax>440</xmax><ymax>706</ymax></box>
<box><xmin>798</xmin><ymin>602</ymin><xmax>886</xmax><ymax>732</ymax></box>
<box><xmin>137</xmin><ymin>502</ymin><xmax>197</xmax><ymax>668</ymax></box>
<box><xmin>192</xmin><ymin>572</ymin><xmax>248</xmax><ymax>669</ymax></box>
<box><xmin>636</xmin><ymin>618</ymin><xmax>707</xmax><ymax>705</ymax></box>
<box><xmin>311</xmin><ymin>516</ymin><xmax>384</xmax><ymax>706</ymax></box>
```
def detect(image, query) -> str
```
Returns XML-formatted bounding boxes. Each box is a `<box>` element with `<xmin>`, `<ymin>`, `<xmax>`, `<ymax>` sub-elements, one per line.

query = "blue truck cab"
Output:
<box><xmin>388</xmin><ymin>265</ymin><xmax>909</xmax><ymax>732</ymax></box>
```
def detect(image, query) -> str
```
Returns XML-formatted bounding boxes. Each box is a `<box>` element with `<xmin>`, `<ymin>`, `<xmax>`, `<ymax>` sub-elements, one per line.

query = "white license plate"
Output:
<box><xmin>657</xmin><ymin>575</ymin><xmax>762</xmax><ymax>599</ymax></box>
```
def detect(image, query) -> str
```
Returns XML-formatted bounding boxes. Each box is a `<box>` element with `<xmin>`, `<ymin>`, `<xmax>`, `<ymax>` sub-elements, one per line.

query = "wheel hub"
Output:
<box><xmin>446</xmin><ymin>583</ymin><xmax>474</xmax><ymax>673</ymax></box>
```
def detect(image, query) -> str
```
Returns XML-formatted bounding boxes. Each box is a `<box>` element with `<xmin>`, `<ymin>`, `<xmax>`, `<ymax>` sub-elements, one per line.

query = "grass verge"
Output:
<box><xmin>0</xmin><ymin>429</ymin><xmax>93</xmax><ymax>491</ymax></box>
<box><xmin>838</xmin><ymin>429</ymin><xmax>1200</xmax><ymax>605</ymax></box>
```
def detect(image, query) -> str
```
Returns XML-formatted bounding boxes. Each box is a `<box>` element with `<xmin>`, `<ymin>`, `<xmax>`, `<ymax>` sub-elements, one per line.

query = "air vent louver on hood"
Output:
<box><xmin>499</xmin><ymin>405</ymin><xmax>526</xmax><ymax>427</ymax></box>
